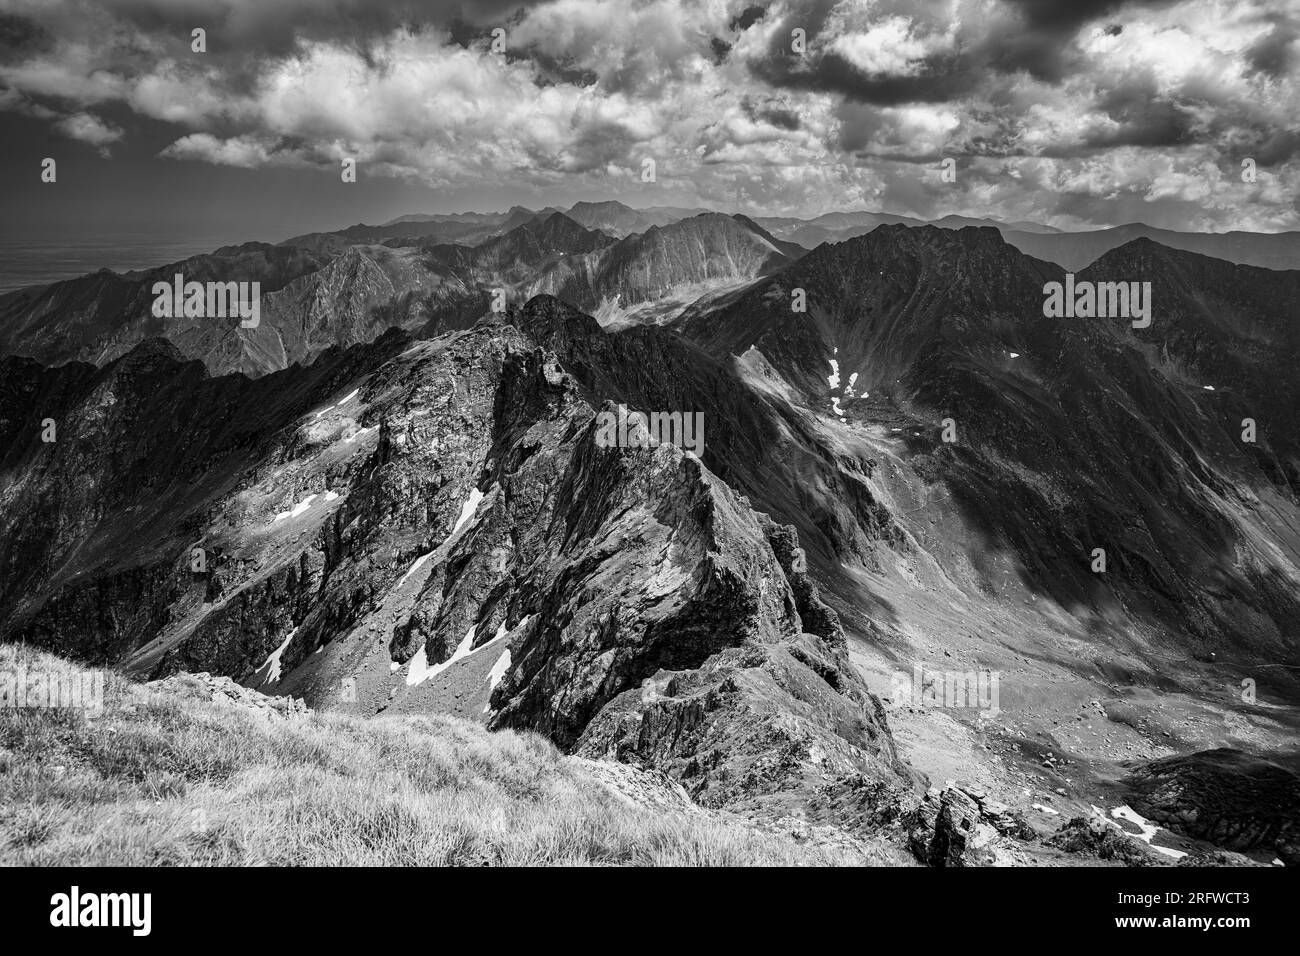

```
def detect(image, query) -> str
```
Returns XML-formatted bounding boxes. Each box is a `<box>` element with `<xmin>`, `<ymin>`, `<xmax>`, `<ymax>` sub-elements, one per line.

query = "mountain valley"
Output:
<box><xmin>3</xmin><ymin>202</ymin><xmax>1298</xmax><ymax>866</ymax></box>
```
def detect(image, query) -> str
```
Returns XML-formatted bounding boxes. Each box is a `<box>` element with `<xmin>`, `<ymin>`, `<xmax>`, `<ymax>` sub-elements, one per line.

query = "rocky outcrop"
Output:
<box><xmin>1126</xmin><ymin>749</ymin><xmax>1300</xmax><ymax>865</ymax></box>
<box><xmin>1046</xmin><ymin>816</ymin><xmax>1165</xmax><ymax>866</ymax></box>
<box><xmin>908</xmin><ymin>784</ymin><xmax>1036</xmax><ymax>866</ymax></box>
<box><xmin>148</xmin><ymin>672</ymin><xmax>307</xmax><ymax>719</ymax></box>
<box><xmin>573</xmin><ymin>757</ymin><xmax>703</xmax><ymax>816</ymax></box>
<box><xmin>574</xmin><ymin>632</ymin><xmax>905</xmax><ymax>815</ymax></box>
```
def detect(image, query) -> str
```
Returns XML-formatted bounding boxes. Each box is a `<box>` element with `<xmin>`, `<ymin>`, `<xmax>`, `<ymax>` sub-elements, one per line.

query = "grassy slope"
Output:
<box><xmin>0</xmin><ymin>644</ymin><xmax>909</xmax><ymax>866</ymax></box>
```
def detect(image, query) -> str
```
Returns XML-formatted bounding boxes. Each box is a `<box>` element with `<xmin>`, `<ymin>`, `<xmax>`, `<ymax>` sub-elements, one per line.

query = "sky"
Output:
<box><xmin>1</xmin><ymin>0</ymin><xmax>1298</xmax><ymax>243</ymax></box>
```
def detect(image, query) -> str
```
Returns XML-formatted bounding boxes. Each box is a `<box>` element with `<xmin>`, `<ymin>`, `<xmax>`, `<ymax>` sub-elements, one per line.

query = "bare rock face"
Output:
<box><xmin>1125</xmin><ymin>749</ymin><xmax>1300</xmax><ymax>865</ymax></box>
<box><xmin>1176</xmin><ymin>850</ymin><xmax>1269</xmax><ymax>867</ymax></box>
<box><xmin>572</xmin><ymin>757</ymin><xmax>703</xmax><ymax>816</ymax></box>
<box><xmin>1046</xmin><ymin>816</ymin><xmax>1164</xmax><ymax>866</ymax></box>
<box><xmin>908</xmin><ymin>784</ymin><xmax>1036</xmax><ymax>866</ymax></box>
<box><xmin>574</xmin><ymin>632</ymin><xmax>905</xmax><ymax>815</ymax></box>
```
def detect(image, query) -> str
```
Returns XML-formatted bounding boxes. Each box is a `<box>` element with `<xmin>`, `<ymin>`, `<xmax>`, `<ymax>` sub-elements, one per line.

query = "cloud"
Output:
<box><xmin>53</xmin><ymin>111</ymin><xmax>123</xmax><ymax>153</ymax></box>
<box><xmin>828</xmin><ymin>16</ymin><xmax>944</xmax><ymax>77</ymax></box>
<box><xmin>1245</xmin><ymin>11</ymin><xmax>1298</xmax><ymax>77</ymax></box>
<box><xmin>160</xmin><ymin>132</ymin><xmax>275</xmax><ymax>166</ymax></box>
<box><xmin>0</xmin><ymin>0</ymin><xmax>1294</xmax><ymax>231</ymax></box>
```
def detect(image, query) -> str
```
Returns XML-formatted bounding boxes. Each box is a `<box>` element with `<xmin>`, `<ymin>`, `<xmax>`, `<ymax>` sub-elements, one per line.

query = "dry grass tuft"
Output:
<box><xmin>0</xmin><ymin>644</ymin><xmax>908</xmax><ymax>866</ymax></box>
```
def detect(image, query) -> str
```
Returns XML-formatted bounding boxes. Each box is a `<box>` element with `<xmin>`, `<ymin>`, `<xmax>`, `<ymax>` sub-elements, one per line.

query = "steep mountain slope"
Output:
<box><xmin>662</xmin><ymin>226</ymin><xmax>1300</xmax><ymax>860</ymax></box>
<box><xmin>0</xmin><ymin>317</ymin><xmax>908</xmax><ymax>821</ymax></box>
<box><xmin>411</xmin><ymin>212</ymin><xmax>615</xmax><ymax>288</ymax></box>
<box><xmin>679</xmin><ymin>225</ymin><xmax>1300</xmax><ymax>676</ymax></box>
<box><xmin>564</xmin><ymin>200</ymin><xmax>664</xmax><ymax>237</ymax></box>
<box><xmin>0</xmin><ymin>217</ymin><xmax>616</xmax><ymax>379</ymax></box>
<box><xmin>511</xmin><ymin>295</ymin><xmax>907</xmax><ymax>574</ymax></box>
<box><xmin>538</xmin><ymin>213</ymin><xmax>804</xmax><ymax>321</ymax></box>
<box><xmin>0</xmin><ymin>243</ymin><xmax>333</xmax><ymax>368</ymax></box>
<box><xmin>4</xmin><ymin>265</ymin><xmax>1295</xmax><ymax>861</ymax></box>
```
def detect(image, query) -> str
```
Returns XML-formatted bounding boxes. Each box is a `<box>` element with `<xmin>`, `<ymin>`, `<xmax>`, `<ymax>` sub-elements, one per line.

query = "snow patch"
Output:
<box><xmin>313</xmin><ymin>388</ymin><xmax>360</xmax><ymax>419</ymax></box>
<box><xmin>1032</xmin><ymin>802</ymin><xmax>1060</xmax><ymax>815</ymax></box>
<box><xmin>1202</xmin><ymin>385</ymin><xmax>1216</xmax><ymax>391</ymax></box>
<box><xmin>452</xmin><ymin>487</ymin><xmax>485</xmax><ymax>535</ymax></box>
<box><xmin>407</xmin><ymin>624</ymin><xmax>478</xmax><ymax>687</ymax></box>
<box><xmin>1009</xmin><ymin>352</ymin><xmax>1020</xmax><ymax>359</ymax></box>
<box><xmin>398</xmin><ymin>551</ymin><xmax>434</xmax><ymax>588</ymax></box>
<box><xmin>256</xmin><ymin>629</ymin><xmax>296</xmax><ymax>685</ymax></box>
<box><xmin>486</xmin><ymin>648</ymin><xmax>512</xmax><ymax>693</ymax></box>
<box><xmin>324</xmin><ymin>490</ymin><xmax>339</xmax><ymax>502</ymax></box>
<box><xmin>483</xmin><ymin>648</ymin><xmax>513</xmax><ymax>713</ymax></box>
<box><xmin>827</xmin><ymin>358</ymin><xmax>840</xmax><ymax>389</ymax></box>
<box><xmin>1101</xmin><ymin>805</ymin><xmax>1188</xmax><ymax>860</ymax></box>
<box><xmin>274</xmin><ymin>494</ymin><xmax>318</xmax><ymax>522</ymax></box>
<box><xmin>481</xmin><ymin>615</ymin><xmax>531</xmax><ymax>713</ymax></box>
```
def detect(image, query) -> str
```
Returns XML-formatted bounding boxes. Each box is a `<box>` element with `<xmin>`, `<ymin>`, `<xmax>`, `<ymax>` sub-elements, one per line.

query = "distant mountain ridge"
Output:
<box><xmin>5</xmin><ymin>199</ymin><xmax>1300</xmax><ymax>380</ymax></box>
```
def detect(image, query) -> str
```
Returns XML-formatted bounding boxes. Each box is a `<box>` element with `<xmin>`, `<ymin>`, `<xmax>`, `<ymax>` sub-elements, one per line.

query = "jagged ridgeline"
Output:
<box><xmin>0</xmin><ymin>299</ymin><xmax>910</xmax><ymax>826</ymax></box>
<box><xmin>2</xmin><ymin>221</ymin><xmax>1298</xmax><ymax>863</ymax></box>
<box><xmin>0</xmin><ymin>208</ymin><xmax>802</xmax><ymax>377</ymax></box>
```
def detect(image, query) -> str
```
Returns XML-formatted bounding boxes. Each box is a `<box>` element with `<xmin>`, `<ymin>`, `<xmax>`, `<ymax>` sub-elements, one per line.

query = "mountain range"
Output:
<box><xmin>2</xmin><ymin>200</ymin><xmax>1299</xmax><ymax>866</ymax></box>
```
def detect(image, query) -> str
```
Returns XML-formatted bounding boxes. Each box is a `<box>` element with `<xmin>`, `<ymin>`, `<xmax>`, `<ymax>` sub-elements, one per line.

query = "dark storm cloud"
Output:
<box><xmin>975</xmin><ymin>31</ymin><xmax>1082</xmax><ymax>83</ymax></box>
<box><xmin>741</xmin><ymin>97</ymin><xmax>801</xmax><ymax>131</ymax></box>
<box><xmin>1085</xmin><ymin>81</ymin><xmax>1197</xmax><ymax>149</ymax></box>
<box><xmin>1</xmin><ymin>0</ymin><xmax>549</xmax><ymax>110</ymax></box>
<box><xmin>1250</xmin><ymin>128</ymin><xmax>1300</xmax><ymax>166</ymax></box>
<box><xmin>0</xmin><ymin>13</ymin><xmax>53</xmax><ymax>61</ymax></box>
<box><xmin>747</xmin><ymin>0</ymin><xmax>1184</xmax><ymax>103</ymax></box>
<box><xmin>760</xmin><ymin>106</ymin><xmax>801</xmax><ymax>131</ymax></box>
<box><xmin>979</xmin><ymin>0</ymin><xmax>1184</xmax><ymax>81</ymax></box>
<box><xmin>518</xmin><ymin>49</ymin><xmax>599</xmax><ymax>88</ymax></box>
<box><xmin>730</xmin><ymin>5</ymin><xmax>767</xmax><ymax>32</ymax></box>
<box><xmin>553</xmin><ymin>119</ymin><xmax>639</xmax><ymax>174</ymax></box>
<box><xmin>1000</xmin><ymin>0</ymin><xmax>1131</xmax><ymax>32</ymax></box>
<box><xmin>94</xmin><ymin>0</ymin><xmax>541</xmax><ymax>58</ymax></box>
<box><xmin>753</xmin><ymin>50</ymin><xmax>973</xmax><ymax>106</ymax></box>
<box><xmin>1245</xmin><ymin>13</ymin><xmax>1298</xmax><ymax>78</ymax></box>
